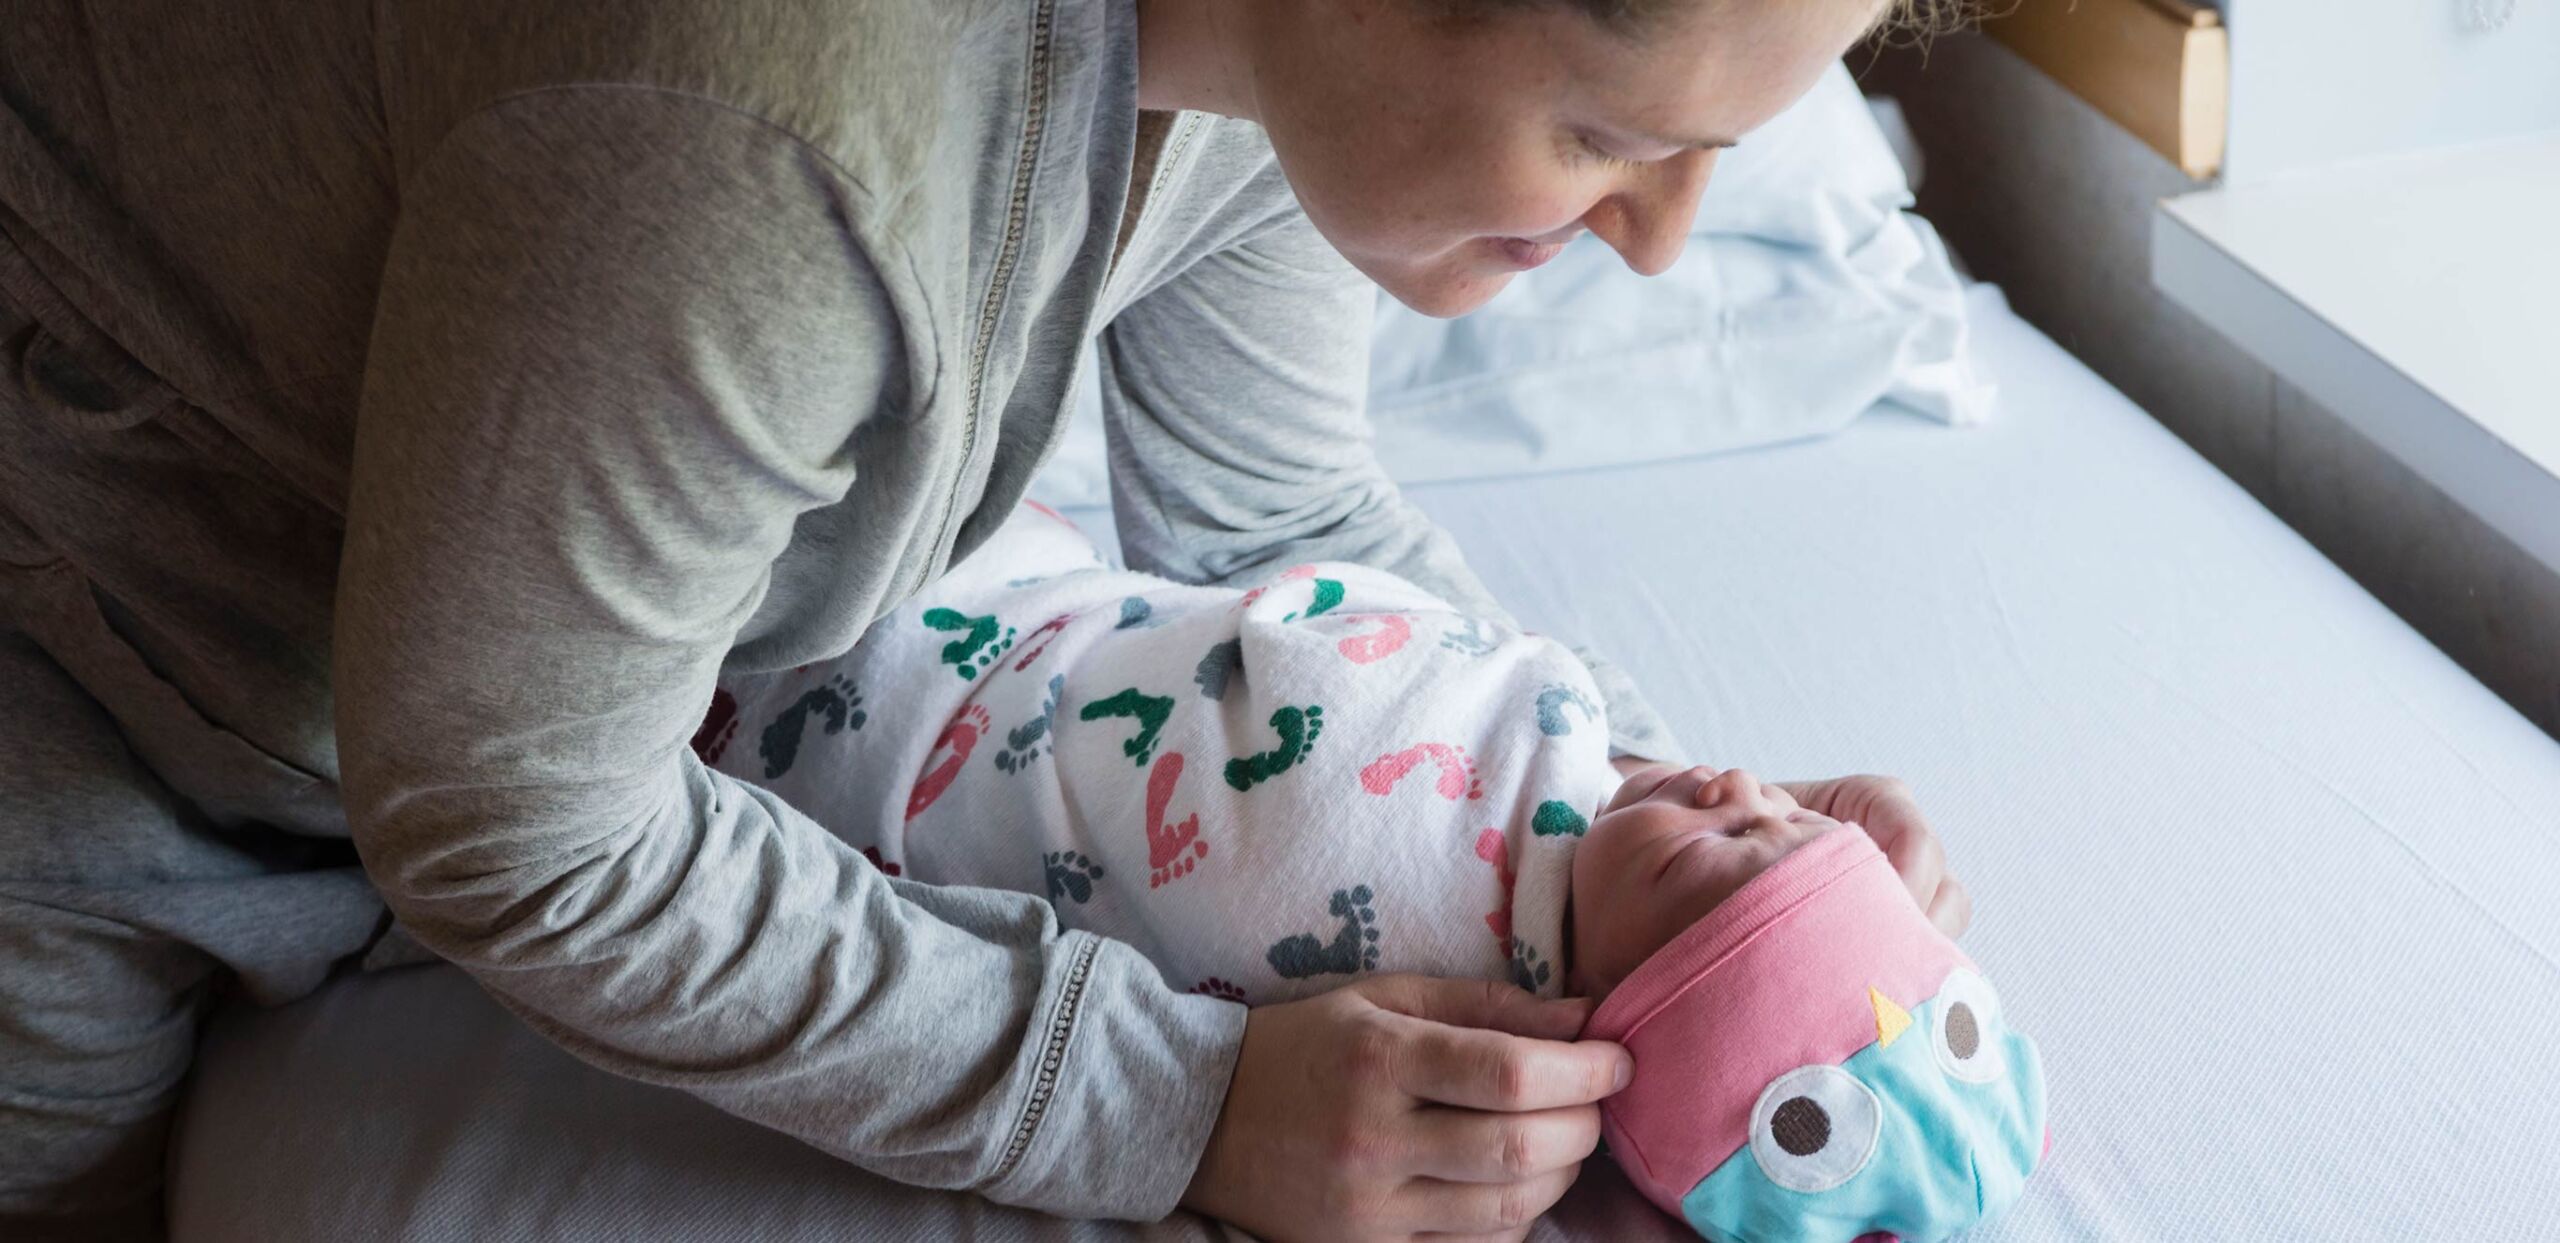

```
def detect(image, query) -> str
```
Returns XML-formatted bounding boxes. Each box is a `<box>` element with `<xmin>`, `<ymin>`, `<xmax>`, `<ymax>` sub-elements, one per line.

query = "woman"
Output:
<box><xmin>0</xmin><ymin>0</ymin><xmax>1966</xmax><ymax>1238</ymax></box>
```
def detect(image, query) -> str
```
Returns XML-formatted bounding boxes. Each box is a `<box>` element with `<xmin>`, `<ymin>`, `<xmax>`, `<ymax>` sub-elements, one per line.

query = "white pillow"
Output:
<box><xmin>1032</xmin><ymin>62</ymin><xmax>1987</xmax><ymax>506</ymax></box>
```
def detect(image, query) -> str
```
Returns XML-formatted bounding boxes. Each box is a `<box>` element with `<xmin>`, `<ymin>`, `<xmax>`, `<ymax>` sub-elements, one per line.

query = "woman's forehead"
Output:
<box><xmin>1537</xmin><ymin>0</ymin><xmax>1879</xmax><ymax>136</ymax></box>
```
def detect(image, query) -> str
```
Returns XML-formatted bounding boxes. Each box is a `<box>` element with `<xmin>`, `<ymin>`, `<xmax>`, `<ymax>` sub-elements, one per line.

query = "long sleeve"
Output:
<box><xmin>1097</xmin><ymin>203</ymin><xmax>1687</xmax><ymax>765</ymax></box>
<box><xmin>334</xmin><ymin>90</ymin><xmax>1240</xmax><ymax>1219</ymax></box>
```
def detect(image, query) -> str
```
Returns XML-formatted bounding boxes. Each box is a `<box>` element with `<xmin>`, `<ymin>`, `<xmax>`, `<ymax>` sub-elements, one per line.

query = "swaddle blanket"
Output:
<box><xmin>703</xmin><ymin>502</ymin><xmax>1618</xmax><ymax>1004</ymax></box>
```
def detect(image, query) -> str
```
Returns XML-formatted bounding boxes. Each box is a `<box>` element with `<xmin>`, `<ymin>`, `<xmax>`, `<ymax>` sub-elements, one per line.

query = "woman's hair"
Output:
<box><xmin>1455</xmin><ymin>0</ymin><xmax>1981</xmax><ymax>40</ymax></box>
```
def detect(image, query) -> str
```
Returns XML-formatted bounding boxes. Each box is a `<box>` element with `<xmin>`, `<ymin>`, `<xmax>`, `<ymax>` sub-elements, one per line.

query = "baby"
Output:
<box><xmin>705</xmin><ymin>502</ymin><xmax>2045</xmax><ymax>1241</ymax></box>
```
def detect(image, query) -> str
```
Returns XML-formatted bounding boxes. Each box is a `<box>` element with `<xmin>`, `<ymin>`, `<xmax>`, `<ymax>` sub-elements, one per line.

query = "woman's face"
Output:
<box><xmin>1241</xmin><ymin>0</ymin><xmax>1880</xmax><ymax>316</ymax></box>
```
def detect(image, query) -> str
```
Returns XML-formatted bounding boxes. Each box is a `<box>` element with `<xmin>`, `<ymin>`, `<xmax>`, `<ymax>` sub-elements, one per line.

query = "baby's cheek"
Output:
<box><xmin>1576</xmin><ymin>894</ymin><xmax>1678</xmax><ymax>996</ymax></box>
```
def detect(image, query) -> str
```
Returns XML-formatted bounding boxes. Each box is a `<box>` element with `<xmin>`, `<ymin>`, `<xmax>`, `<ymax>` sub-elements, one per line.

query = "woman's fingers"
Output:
<box><xmin>1873</xmin><ymin>807</ymin><xmax>1947</xmax><ymax>913</ymax></box>
<box><xmin>1406</xmin><ymin>1104</ymin><xmax>1603</xmax><ymax>1183</ymax></box>
<box><xmin>1189</xmin><ymin>983</ymin><xmax>1614</xmax><ymax>1241</ymax></box>
<box><xmin>1399</xmin><ymin>1165</ymin><xmax>1583</xmax><ymax>1237</ymax></box>
<box><xmin>1366</xmin><ymin>973</ymin><xmax>1595</xmax><ymax>1042</ymax></box>
<box><xmin>1793</xmin><ymin>774</ymin><xmax>1973</xmax><ymax>935</ymax></box>
<box><xmin>1388</xmin><ymin>1015</ymin><xmax>1629</xmax><ymax>1113</ymax></box>
<box><xmin>1927</xmin><ymin>872</ymin><xmax>1973</xmax><ymax>937</ymax></box>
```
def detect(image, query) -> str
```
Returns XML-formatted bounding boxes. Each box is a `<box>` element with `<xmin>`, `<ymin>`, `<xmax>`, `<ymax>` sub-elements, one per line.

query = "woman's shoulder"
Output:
<box><xmin>382</xmin><ymin>0</ymin><xmax>1060</xmax><ymax>205</ymax></box>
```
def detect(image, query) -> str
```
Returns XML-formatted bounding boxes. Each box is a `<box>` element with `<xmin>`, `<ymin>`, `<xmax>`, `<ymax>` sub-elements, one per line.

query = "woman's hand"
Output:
<box><xmin>1182</xmin><ymin>975</ymin><xmax>1631</xmax><ymax>1243</ymax></box>
<box><xmin>1779</xmin><ymin>773</ymin><xmax>1970</xmax><ymax>937</ymax></box>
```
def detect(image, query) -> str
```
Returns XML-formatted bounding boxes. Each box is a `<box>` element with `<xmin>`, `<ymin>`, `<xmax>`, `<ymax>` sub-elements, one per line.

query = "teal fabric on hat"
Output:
<box><xmin>1682</xmin><ymin>987</ymin><xmax>2047</xmax><ymax>1243</ymax></box>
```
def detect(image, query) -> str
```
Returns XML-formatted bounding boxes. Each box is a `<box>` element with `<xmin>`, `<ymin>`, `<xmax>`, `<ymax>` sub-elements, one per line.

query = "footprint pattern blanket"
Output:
<box><xmin>702</xmin><ymin>502</ymin><xmax>1617</xmax><ymax>1005</ymax></box>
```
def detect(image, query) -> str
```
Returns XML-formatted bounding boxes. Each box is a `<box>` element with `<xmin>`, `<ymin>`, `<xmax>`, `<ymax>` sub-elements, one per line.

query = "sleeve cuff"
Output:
<box><xmin>981</xmin><ymin>931</ymin><xmax>1249</xmax><ymax>1220</ymax></box>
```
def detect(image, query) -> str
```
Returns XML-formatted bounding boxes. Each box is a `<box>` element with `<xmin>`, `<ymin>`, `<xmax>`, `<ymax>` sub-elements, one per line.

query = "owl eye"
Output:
<box><xmin>1932</xmin><ymin>968</ymin><xmax>2007</xmax><ymax>1084</ymax></box>
<box><xmin>1748</xmin><ymin>1064</ymin><xmax>1882</xmax><ymax>1193</ymax></box>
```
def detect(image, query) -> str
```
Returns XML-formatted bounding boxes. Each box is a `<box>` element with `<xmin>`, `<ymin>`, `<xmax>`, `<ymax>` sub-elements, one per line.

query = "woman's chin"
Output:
<box><xmin>1371</xmin><ymin>264</ymin><xmax>1517</xmax><ymax>320</ymax></box>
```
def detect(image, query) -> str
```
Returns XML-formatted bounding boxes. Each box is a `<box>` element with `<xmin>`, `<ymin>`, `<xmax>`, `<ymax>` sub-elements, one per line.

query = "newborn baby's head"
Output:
<box><xmin>1570</xmin><ymin>765</ymin><xmax>1843</xmax><ymax>1000</ymax></box>
<box><xmin>1572</xmin><ymin>765</ymin><xmax>2048</xmax><ymax>1242</ymax></box>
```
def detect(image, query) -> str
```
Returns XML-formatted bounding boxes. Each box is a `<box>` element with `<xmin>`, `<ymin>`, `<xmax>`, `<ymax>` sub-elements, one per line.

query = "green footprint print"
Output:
<box><xmin>1079</xmin><ymin>687</ymin><xmax>1177</xmax><ymax>767</ymax></box>
<box><xmin>1043</xmin><ymin>851</ymin><xmax>1106</xmax><ymax>904</ymax></box>
<box><xmin>1224</xmin><ymin>705</ymin><xmax>1325</xmax><ymax>792</ymax></box>
<box><xmin>1282</xmin><ymin>578</ymin><xmax>1346</xmax><ymax>623</ymax></box>
<box><xmin>1531</xmin><ymin>799</ymin><xmax>1590</xmax><ymax>838</ymax></box>
<box><xmin>922</xmin><ymin>607</ymin><xmax>1016</xmax><ymax>680</ymax></box>
<box><xmin>1266</xmin><ymin>885</ymin><xmax>1381</xmax><ymax>979</ymax></box>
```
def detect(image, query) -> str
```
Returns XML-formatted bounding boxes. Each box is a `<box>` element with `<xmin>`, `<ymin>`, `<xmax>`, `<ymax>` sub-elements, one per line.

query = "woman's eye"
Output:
<box><xmin>1932</xmin><ymin>968</ymin><xmax>2008</xmax><ymax>1084</ymax></box>
<box><xmin>1570</xmin><ymin>133</ymin><xmax>1642</xmax><ymax>171</ymax></box>
<box><xmin>1748</xmin><ymin>1064</ymin><xmax>1882</xmax><ymax>1192</ymax></box>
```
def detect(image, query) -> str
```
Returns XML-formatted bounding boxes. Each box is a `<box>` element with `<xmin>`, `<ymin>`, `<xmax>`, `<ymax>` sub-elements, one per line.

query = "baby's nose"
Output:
<box><xmin>1696</xmin><ymin>767</ymin><xmax>1774</xmax><ymax>812</ymax></box>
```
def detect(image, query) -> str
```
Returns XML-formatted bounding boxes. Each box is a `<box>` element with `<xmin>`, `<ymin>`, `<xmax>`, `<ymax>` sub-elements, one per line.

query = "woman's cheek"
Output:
<box><xmin>1466</xmin><ymin>159</ymin><xmax>1601</xmax><ymax>240</ymax></box>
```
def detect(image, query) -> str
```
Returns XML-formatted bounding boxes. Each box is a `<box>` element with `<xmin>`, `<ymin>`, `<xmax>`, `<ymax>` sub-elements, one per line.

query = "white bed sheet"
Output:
<box><xmin>169</xmin><ymin>291</ymin><xmax>2560</xmax><ymax>1240</ymax></box>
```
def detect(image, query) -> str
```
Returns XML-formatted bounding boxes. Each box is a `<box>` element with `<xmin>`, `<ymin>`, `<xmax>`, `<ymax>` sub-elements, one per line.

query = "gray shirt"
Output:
<box><xmin>0</xmin><ymin>0</ymin><xmax>1676</xmax><ymax>1218</ymax></box>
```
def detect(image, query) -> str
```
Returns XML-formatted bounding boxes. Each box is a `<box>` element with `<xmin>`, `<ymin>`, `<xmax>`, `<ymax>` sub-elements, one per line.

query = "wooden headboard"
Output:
<box><xmin>1979</xmin><ymin>0</ymin><xmax>2229</xmax><ymax>178</ymax></box>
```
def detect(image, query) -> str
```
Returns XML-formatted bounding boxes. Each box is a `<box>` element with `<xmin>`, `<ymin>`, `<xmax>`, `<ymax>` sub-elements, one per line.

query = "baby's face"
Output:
<box><xmin>1571</xmin><ymin>766</ymin><xmax>1846</xmax><ymax>1000</ymax></box>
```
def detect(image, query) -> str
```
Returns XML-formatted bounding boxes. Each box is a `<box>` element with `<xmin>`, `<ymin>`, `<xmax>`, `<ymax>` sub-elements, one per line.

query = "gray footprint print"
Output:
<box><xmin>1044</xmin><ymin>851</ymin><xmax>1106</xmax><ymax>904</ymax></box>
<box><xmin>1115</xmin><ymin>596</ymin><xmax>1164</xmax><ymax>630</ymax></box>
<box><xmin>1193</xmin><ymin>638</ymin><xmax>1243</xmax><ymax>701</ymax></box>
<box><xmin>1266</xmin><ymin>885</ymin><xmax>1381</xmax><ymax>979</ymax></box>
<box><xmin>995</xmin><ymin>675</ymin><xmax>1066</xmax><ymax>775</ymax></box>
<box><xmin>1534</xmin><ymin>683</ymin><xmax>1600</xmax><ymax>737</ymax></box>
<box><xmin>758</xmin><ymin>674</ymin><xmax>866</xmax><ymax>779</ymax></box>
<box><xmin>1440</xmin><ymin>618</ymin><xmax>1499</xmax><ymax>657</ymax></box>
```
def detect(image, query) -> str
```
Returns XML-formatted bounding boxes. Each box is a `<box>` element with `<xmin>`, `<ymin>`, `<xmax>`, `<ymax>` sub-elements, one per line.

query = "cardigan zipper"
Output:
<box><xmin>910</xmin><ymin>0</ymin><xmax>1060</xmax><ymax>601</ymax></box>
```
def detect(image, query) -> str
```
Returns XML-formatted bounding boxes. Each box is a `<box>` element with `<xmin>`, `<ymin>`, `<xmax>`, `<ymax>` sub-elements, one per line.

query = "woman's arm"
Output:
<box><xmin>335</xmin><ymin>90</ymin><xmax>1238</xmax><ymax>1218</ymax></box>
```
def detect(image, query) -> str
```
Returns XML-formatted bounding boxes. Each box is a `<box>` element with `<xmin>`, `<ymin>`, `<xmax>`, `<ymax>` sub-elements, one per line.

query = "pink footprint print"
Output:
<box><xmin>1022</xmin><ymin>498</ymin><xmax>1086</xmax><ymax>532</ymax></box>
<box><xmin>1011</xmin><ymin>613</ymin><xmax>1073</xmax><ymax>672</ymax></box>
<box><xmin>1239</xmin><ymin>565</ymin><xmax>1318</xmax><ymax>610</ymax></box>
<box><xmin>1335</xmin><ymin>615</ymin><xmax>1414</xmax><ymax>665</ymax></box>
<box><xmin>907</xmin><ymin>704</ymin><xmax>992</xmax><ymax>821</ymax></box>
<box><xmin>1359</xmin><ymin>743</ymin><xmax>1485</xmax><ymax>801</ymax></box>
<box><xmin>690</xmin><ymin>687</ymin><xmax>741</xmax><ymax>766</ymax></box>
<box><xmin>1146</xmin><ymin>751</ymin><xmax>1209</xmax><ymax>887</ymax></box>
<box><xmin>1475</xmin><ymin>829</ymin><xmax>1516</xmax><ymax>943</ymax></box>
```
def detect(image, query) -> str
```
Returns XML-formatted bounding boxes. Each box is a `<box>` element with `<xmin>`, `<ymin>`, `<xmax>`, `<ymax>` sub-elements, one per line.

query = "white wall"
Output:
<box><xmin>2224</xmin><ymin>0</ymin><xmax>2560</xmax><ymax>182</ymax></box>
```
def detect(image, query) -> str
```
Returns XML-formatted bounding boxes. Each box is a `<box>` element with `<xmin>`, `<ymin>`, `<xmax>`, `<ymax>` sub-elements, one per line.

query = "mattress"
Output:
<box><xmin>167</xmin><ymin>291</ymin><xmax>2560</xmax><ymax>1240</ymax></box>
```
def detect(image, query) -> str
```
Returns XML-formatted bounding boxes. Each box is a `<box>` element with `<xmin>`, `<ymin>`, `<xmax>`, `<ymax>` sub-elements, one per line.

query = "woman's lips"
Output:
<box><xmin>1491</xmin><ymin>236</ymin><xmax>1568</xmax><ymax>270</ymax></box>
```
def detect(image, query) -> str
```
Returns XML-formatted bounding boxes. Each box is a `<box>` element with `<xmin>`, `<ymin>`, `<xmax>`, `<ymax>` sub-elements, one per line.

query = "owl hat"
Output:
<box><xmin>1585</xmin><ymin>828</ymin><xmax>2047</xmax><ymax>1243</ymax></box>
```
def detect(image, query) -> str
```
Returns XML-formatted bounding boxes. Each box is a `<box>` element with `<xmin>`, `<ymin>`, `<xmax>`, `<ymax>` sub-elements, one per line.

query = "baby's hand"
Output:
<box><xmin>1782</xmin><ymin>774</ymin><xmax>1971</xmax><ymax>937</ymax></box>
<box><xmin>1609</xmin><ymin>753</ymin><xmax>1670</xmax><ymax>779</ymax></box>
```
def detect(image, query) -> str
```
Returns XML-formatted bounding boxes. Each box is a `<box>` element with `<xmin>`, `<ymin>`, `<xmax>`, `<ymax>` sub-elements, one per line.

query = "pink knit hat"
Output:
<box><xmin>1585</xmin><ymin>829</ymin><xmax>2046</xmax><ymax>1241</ymax></box>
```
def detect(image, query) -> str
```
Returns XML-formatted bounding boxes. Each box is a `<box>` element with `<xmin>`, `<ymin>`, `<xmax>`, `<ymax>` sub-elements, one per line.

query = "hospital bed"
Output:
<box><xmin>164</xmin><ymin>285</ymin><xmax>2560</xmax><ymax>1239</ymax></box>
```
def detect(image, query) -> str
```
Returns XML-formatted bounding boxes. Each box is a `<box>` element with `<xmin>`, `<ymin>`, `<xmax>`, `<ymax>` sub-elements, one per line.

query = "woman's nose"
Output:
<box><xmin>1583</xmin><ymin>151</ymin><xmax>1716</xmax><ymax>277</ymax></box>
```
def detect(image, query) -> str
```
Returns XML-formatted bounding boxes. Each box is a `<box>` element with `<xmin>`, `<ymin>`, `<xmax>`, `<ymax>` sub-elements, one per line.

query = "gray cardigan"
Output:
<box><xmin>0</xmin><ymin>0</ymin><xmax>1676</xmax><ymax>1218</ymax></box>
